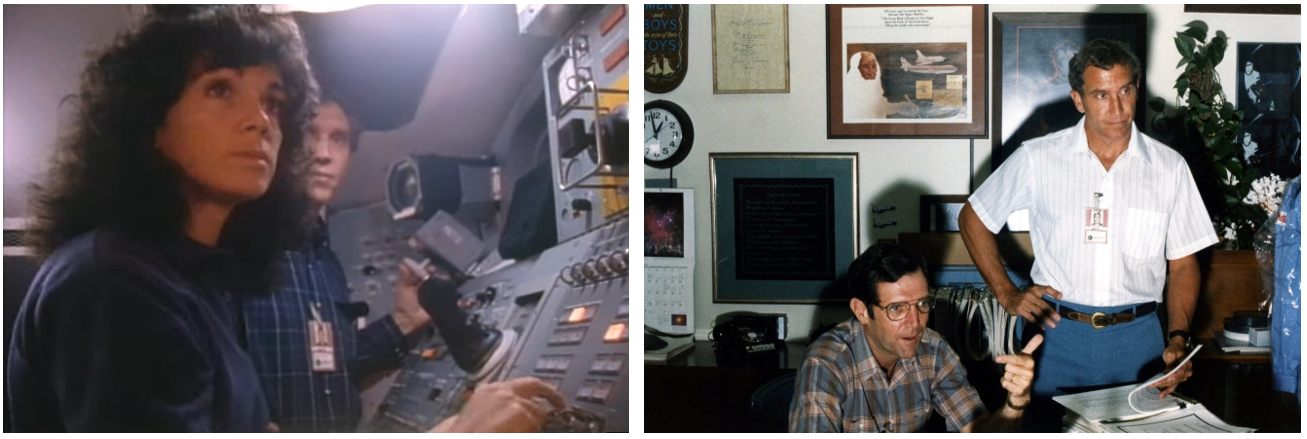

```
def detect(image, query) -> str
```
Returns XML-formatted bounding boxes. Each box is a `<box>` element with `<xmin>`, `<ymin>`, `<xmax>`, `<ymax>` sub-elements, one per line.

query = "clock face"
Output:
<box><xmin>644</xmin><ymin>108</ymin><xmax>682</xmax><ymax>161</ymax></box>
<box><xmin>643</xmin><ymin>100</ymin><xmax>694</xmax><ymax>169</ymax></box>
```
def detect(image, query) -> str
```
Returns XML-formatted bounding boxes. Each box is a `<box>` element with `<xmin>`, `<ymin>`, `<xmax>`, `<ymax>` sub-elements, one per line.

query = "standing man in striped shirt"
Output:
<box><xmin>959</xmin><ymin>38</ymin><xmax>1218</xmax><ymax>430</ymax></box>
<box><xmin>243</xmin><ymin>94</ymin><xmax>563</xmax><ymax>433</ymax></box>
<box><xmin>789</xmin><ymin>244</ymin><xmax>1042</xmax><ymax>432</ymax></box>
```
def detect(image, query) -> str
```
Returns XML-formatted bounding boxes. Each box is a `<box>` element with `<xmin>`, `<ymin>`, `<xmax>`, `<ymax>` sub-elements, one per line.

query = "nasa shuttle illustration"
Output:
<box><xmin>915</xmin><ymin>50</ymin><xmax>945</xmax><ymax>65</ymax></box>
<box><xmin>901</xmin><ymin>56</ymin><xmax>958</xmax><ymax>74</ymax></box>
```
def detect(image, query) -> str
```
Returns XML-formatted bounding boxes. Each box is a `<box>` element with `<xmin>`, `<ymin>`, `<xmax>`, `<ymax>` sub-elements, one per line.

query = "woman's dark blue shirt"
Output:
<box><xmin>6</xmin><ymin>227</ymin><xmax>269</xmax><ymax>432</ymax></box>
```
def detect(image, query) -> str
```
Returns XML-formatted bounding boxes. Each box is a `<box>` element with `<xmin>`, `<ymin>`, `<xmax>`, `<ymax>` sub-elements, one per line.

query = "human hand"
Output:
<box><xmin>392</xmin><ymin>262</ymin><xmax>433</xmax><ymax>334</ymax></box>
<box><xmin>265</xmin><ymin>422</ymin><xmax>280</xmax><ymax>433</ymax></box>
<box><xmin>997</xmin><ymin>285</ymin><xmax>1062</xmax><ymax>329</ymax></box>
<box><xmin>431</xmin><ymin>377</ymin><xmax>566</xmax><ymax>433</ymax></box>
<box><xmin>1151</xmin><ymin>338</ymin><xmax>1193</xmax><ymax>398</ymax></box>
<box><xmin>994</xmin><ymin>334</ymin><xmax>1044</xmax><ymax>409</ymax></box>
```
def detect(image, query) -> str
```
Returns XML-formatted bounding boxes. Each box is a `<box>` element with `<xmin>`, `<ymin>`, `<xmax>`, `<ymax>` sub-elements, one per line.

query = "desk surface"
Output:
<box><xmin>645</xmin><ymin>340</ymin><xmax>810</xmax><ymax>432</ymax></box>
<box><xmin>646</xmin><ymin>340</ymin><xmax>809</xmax><ymax>369</ymax></box>
<box><xmin>1193</xmin><ymin>338</ymin><xmax>1271</xmax><ymax>365</ymax></box>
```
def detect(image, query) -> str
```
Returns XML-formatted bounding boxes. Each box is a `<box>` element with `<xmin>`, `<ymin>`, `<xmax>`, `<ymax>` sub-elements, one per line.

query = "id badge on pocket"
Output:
<box><xmin>309</xmin><ymin>320</ymin><xmax>336</xmax><ymax>373</ymax></box>
<box><xmin>1083</xmin><ymin>207</ymin><xmax>1109</xmax><ymax>244</ymax></box>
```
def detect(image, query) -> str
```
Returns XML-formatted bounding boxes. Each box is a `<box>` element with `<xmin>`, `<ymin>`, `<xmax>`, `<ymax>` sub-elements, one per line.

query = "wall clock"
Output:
<box><xmin>644</xmin><ymin>99</ymin><xmax>694</xmax><ymax>169</ymax></box>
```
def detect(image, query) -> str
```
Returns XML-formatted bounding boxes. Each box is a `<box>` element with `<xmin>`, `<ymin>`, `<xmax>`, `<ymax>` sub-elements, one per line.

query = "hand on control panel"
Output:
<box><xmin>393</xmin><ymin>262</ymin><xmax>435</xmax><ymax>334</ymax></box>
<box><xmin>428</xmin><ymin>377</ymin><xmax>566</xmax><ymax>433</ymax></box>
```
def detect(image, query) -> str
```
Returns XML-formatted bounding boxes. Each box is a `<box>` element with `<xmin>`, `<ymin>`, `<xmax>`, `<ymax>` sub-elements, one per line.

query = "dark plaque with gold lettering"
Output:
<box><xmin>644</xmin><ymin>4</ymin><xmax>688</xmax><ymax>94</ymax></box>
<box><xmin>733</xmin><ymin>178</ymin><xmax>837</xmax><ymax>281</ymax></box>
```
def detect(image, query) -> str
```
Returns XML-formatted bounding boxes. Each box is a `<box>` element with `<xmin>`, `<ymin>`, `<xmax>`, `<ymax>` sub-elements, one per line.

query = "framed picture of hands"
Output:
<box><xmin>826</xmin><ymin>4</ymin><xmax>988</xmax><ymax>139</ymax></box>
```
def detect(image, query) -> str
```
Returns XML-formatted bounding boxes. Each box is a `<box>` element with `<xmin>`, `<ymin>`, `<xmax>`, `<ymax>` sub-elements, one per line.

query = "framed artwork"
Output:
<box><xmin>1184</xmin><ymin>5</ymin><xmax>1300</xmax><ymax>15</ymax></box>
<box><xmin>712</xmin><ymin>4</ymin><xmax>789</xmax><ymax>94</ymax></box>
<box><xmin>1236</xmin><ymin>42</ymin><xmax>1302</xmax><ymax>179</ymax></box>
<box><xmin>645</xmin><ymin>4</ymin><xmax>689</xmax><ymax>94</ymax></box>
<box><xmin>991</xmin><ymin>13</ymin><xmax>1147</xmax><ymax>169</ymax></box>
<box><xmin>827</xmin><ymin>4</ymin><xmax>987</xmax><ymax>138</ymax></box>
<box><xmin>919</xmin><ymin>194</ymin><xmax>969</xmax><ymax>232</ymax></box>
<box><xmin>645</xmin><ymin>188</ymin><xmax>695</xmax><ymax>261</ymax></box>
<box><xmin>710</xmin><ymin>153</ymin><xmax>858</xmax><ymax>303</ymax></box>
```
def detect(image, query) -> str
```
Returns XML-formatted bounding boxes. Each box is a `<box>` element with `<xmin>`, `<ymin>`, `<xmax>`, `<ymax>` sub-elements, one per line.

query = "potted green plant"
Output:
<box><xmin>1149</xmin><ymin>21</ymin><xmax>1286</xmax><ymax>250</ymax></box>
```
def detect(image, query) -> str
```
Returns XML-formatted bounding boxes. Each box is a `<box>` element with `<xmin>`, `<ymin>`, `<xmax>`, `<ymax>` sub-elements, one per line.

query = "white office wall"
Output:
<box><xmin>641</xmin><ymin>4</ymin><xmax>1301</xmax><ymax>341</ymax></box>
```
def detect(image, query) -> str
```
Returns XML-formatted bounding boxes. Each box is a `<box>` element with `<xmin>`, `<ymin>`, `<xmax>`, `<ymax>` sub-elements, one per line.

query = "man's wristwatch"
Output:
<box><xmin>1167</xmin><ymin>329</ymin><xmax>1192</xmax><ymax>350</ymax></box>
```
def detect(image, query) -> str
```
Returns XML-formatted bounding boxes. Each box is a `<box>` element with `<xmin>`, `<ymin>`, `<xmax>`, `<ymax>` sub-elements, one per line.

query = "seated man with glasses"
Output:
<box><xmin>789</xmin><ymin>243</ymin><xmax>1043</xmax><ymax>432</ymax></box>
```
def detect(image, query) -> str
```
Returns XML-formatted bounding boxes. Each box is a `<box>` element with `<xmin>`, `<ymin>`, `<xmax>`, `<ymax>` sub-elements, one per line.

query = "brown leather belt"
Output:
<box><xmin>1057</xmin><ymin>302</ymin><xmax>1157</xmax><ymax>329</ymax></box>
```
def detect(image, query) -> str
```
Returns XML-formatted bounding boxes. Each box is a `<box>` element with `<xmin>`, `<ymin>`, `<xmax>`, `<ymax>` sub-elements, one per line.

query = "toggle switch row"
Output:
<box><xmin>559</xmin><ymin>249</ymin><xmax>628</xmax><ymax>286</ymax></box>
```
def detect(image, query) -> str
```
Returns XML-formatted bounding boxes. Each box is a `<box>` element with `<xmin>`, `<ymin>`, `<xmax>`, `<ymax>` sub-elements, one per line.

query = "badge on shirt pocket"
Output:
<box><xmin>309</xmin><ymin>320</ymin><xmax>337</xmax><ymax>373</ymax></box>
<box><xmin>1083</xmin><ymin>207</ymin><xmax>1109</xmax><ymax>244</ymax></box>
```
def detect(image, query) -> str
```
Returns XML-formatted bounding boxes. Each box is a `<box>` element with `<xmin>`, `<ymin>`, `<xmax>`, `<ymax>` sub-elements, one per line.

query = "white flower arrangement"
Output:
<box><xmin>1242</xmin><ymin>174</ymin><xmax>1288</xmax><ymax>216</ymax></box>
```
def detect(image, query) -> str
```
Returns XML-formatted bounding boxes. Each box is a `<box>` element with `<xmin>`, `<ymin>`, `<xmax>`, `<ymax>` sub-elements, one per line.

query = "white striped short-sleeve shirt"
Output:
<box><xmin>970</xmin><ymin>118</ymin><xmax>1218</xmax><ymax>306</ymax></box>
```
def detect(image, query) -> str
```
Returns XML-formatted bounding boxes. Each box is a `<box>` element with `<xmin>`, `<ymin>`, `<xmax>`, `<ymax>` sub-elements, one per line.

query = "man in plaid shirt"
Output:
<box><xmin>789</xmin><ymin>243</ymin><xmax>1043</xmax><ymax>432</ymax></box>
<box><xmin>243</xmin><ymin>94</ymin><xmax>562</xmax><ymax>433</ymax></box>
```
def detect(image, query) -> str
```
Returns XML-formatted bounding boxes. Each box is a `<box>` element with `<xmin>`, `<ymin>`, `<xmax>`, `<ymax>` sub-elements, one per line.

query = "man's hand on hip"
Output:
<box><xmin>998</xmin><ymin>285</ymin><xmax>1062</xmax><ymax>329</ymax></box>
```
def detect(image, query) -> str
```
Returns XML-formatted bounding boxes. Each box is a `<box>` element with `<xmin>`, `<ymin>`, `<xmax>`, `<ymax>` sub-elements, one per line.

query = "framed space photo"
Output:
<box><xmin>1235</xmin><ymin>42</ymin><xmax>1301</xmax><ymax>179</ymax></box>
<box><xmin>645</xmin><ymin>188</ymin><xmax>695</xmax><ymax>261</ymax></box>
<box><xmin>827</xmin><ymin>4</ymin><xmax>987</xmax><ymax>138</ymax></box>
<box><xmin>991</xmin><ymin>13</ymin><xmax>1146</xmax><ymax>169</ymax></box>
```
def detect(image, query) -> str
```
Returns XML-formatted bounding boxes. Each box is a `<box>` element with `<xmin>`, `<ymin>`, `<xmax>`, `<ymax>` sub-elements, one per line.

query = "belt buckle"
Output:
<box><xmin>1090</xmin><ymin>312</ymin><xmax>1111</xmax><ymax>329</ymax></box>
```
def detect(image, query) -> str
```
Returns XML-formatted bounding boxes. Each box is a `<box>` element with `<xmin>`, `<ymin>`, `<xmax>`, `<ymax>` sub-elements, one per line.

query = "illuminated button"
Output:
<box><xmin>560</xmin><ymin>305</ymin><xmax>598</xmax><ymax>325</ymax></box>
<box><xmin>603</xmin><ymin>323</ymin><xmax>628</xmax><ymax>343</ymax></box>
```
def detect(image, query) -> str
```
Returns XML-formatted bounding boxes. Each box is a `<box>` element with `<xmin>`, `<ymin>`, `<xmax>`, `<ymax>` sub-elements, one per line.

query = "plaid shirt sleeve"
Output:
<box><xmin>789</xmin><ymin>337</ymin><xmax>850</xmax><ymax>432</ymax></box>
<box><xmin>928</xmin><ymin>334</ymin><xmax>987</xmax><ymax>431</ymax></box>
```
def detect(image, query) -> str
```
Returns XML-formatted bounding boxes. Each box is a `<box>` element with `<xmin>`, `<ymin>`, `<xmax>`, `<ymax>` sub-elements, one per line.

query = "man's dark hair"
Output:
<box><xmin>28</xmin><ymin>5</ymin><xmax>319</xmax><ymax>291</ymax></box>
<box><xmin>847</xmin><ymin>243</ymin><xmax>929</xmax><ymax>310</ymax></box>
<box><xmin>1068</xmin><ymin>38</ymin><xmax>1141</xmax><ymax>94</ymax></box>
<box><xmin>319</xmin><ymin>90</ymin><xmax>364</xmax><ymax>152</ymax></box>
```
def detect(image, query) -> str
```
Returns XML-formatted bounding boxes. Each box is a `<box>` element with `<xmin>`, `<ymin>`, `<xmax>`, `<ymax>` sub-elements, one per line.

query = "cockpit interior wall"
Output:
<box><xmin>325</xmin><ymin>5</ymin><xmax>630</xmax><ymax>432</ymax></box>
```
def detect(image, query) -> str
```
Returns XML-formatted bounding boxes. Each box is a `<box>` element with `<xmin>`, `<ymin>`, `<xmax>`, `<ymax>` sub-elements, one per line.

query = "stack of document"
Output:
<box><xmin>1053</xmin><ymin>345</ymin><xmax>1254</xmax><ymax>433</ymax></box>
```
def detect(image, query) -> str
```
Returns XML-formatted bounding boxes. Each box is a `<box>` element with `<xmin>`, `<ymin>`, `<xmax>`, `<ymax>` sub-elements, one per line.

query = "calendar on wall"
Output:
<box><xmin>644</xmin><ymin>188</ymin><xmax>696</xmax><ymax>336</ymax></box>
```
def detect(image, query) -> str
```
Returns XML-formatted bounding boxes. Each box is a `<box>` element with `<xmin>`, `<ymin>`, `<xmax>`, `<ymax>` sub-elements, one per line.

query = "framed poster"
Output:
<box><xmin>991</xmin><ymin>13</ymin><xmax>1146</xmax><ymax>169</ymax></box>
<box><xmin>1236</xmin><ymin>42</ymin><xmax>1301</xmax><ymax>179</ymax></box>
<box><xmin>712</xmin><ymin>4</ymin><xmax>789</xmax><ymax>94</ymax></box>
<box><xmin>645</xmin><ymin>188</ymin><xmax>695</xmax><ymax>261</ymax></box>
<box><xmin>710</xmin><ymin>153</ymin><xmax>858</xmax><ymax>303</ymax></box>
<box><xmin>645</xmin><ymin>4</ymin><xmax>689</xmax><ymax>94</ymax></box>
<box><xmin>827</xmin><ymin>4</ymin><xmax>987</xmax><ymax>138</ymax></box>
<box><xmin>1184</xmin><ymin>5</ymin><xmax>1300</xmax><ymax>15</ymax></box>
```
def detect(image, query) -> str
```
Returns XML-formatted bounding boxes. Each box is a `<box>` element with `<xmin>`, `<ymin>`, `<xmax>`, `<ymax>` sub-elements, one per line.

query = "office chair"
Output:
<box><xmin>748</xmin><ymin>371</ymin><xmax>797</xmax><ymax>432</ymax></box>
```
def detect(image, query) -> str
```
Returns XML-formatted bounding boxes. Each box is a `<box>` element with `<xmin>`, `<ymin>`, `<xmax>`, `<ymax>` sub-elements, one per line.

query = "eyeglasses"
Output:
<box><xmin>871</xmin><ymin>298</ymin><xmax>933</xmax><ymax>321</ymax></box>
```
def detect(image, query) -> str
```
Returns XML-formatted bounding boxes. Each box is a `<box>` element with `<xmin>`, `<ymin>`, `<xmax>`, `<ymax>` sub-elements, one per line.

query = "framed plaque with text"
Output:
<box><xmin>712</xmin><ymin>4</ymin><xmax>789</xmax><ymax>94</ymax></box>
<box><xmin>710</xmin><ymin>153</ymin><xmax>859</xmax><ymax>303</ymax></box>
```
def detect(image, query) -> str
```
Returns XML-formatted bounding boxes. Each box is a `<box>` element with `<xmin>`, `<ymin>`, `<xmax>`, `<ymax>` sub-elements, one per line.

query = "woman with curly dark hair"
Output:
<box><xmin>7</xmin><ymin>5</ymin><xmax>318</xmax><ymax>432</ymax></box>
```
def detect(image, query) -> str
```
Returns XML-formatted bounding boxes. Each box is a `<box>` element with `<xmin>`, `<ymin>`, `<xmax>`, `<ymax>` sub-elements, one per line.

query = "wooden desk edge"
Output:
<box><xmin>1192</xmin><ymin>338</ymin><xmax>1271</xmax><ymax>364</ymax></box>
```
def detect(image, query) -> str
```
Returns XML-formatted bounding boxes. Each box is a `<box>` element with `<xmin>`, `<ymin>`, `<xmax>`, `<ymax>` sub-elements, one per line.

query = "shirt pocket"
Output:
<box><xmin>1122</xmin><ymin>208</ymin><xmax>1166</xmax><ymax>258</ymax></box>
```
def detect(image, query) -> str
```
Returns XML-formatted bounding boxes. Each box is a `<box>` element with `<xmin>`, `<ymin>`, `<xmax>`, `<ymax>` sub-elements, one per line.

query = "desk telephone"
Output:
<box><xmin>710</xmin><ymin>312</ymin><xmax>787</xmax><ymax>355</ymax></box>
